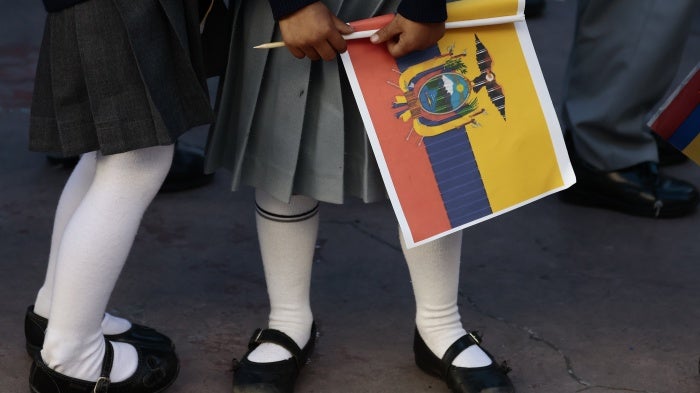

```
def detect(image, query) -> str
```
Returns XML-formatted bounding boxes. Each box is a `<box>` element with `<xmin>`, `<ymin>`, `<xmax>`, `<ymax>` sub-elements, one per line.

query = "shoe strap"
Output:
<box><xmin>440</xmin><ymin>331</ymin><xmax>482</xmax><ymax>375</ymax></box>
<box><xmin>248</xmin><ymin>328</ymin><xmax>304</xmax><ymax>369</ymax></box>
<box><xmin>94</xmin><ymin>339</ymin><xmax>113</xmax><ymax>393</ymax></box>
<box><xmin>27</xmin><ymin>305</ymin><xmax>49</xmax><ymax>327</ymax></box>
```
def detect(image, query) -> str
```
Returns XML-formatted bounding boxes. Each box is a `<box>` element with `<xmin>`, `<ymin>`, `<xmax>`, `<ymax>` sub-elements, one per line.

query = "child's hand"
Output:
<box><xmin>278</xmin><ymin>2</ymin><xmax>355</xmax><ymax>61</ymax></box>
<box><xmin>370</xmin><ymin>14</ymin><xmax>445</xmax><ymax>58</ymax></box>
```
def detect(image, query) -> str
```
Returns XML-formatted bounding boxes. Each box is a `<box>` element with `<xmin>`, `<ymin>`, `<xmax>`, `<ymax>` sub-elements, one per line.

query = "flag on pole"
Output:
<box><xmin>340</xmin><ymin>0</ymin><xmax>575</xmax><ymax>248</ymax></box>
<box><xmin>649</xmin><ymin>64</ymin><xmax>700</xmax><ymax>165</ymax></box>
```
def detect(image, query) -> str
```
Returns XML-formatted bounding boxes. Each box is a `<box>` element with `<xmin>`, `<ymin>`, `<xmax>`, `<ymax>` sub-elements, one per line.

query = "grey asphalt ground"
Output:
<box><xmin>1</xmin><ymin>1</ymin><xmax>700</xmax><ymax>392</ymax></box>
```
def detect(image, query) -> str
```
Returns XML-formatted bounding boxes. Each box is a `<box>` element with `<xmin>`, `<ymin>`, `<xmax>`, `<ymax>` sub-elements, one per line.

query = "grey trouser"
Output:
<box><xmin>563</xmin><ymin>0</ymin><xmax>697</xmax><ymax>170</ymax></box>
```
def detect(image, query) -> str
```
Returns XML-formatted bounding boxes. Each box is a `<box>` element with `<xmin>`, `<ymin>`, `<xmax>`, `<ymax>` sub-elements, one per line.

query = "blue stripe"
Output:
<box><xmin>396</xmin><ymin>46</ymin><xmax>442</xmax><ymax>72</ymax></box>
<box><xmin>437</xmin><ymin>173</ymin><xmax>484</xmax><ymax>192</ymax></box>
<box><xmin>449</xmin><ymin>207</ymin><xmax>494</xmax><ymax>224</ymax></box>
<box><xmin>668</xmin><ymin>106</ymin><xmax>700</xmax><ymax>150</ymax></box>
<box><xmin>424</xmin><ymin>127</ymin><xmax>492</xmax><ymax>227</ymax></box>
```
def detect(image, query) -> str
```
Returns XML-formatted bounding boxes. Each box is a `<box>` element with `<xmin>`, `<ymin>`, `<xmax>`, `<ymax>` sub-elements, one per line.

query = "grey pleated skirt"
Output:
<box><xmin>205</xmin><ymin>0</ymin><xmax>401</xmax><ymax>204</ymax></box>
<box><xmin>29</xmin><ymin>0</ymin><xmax>213</xmax><ymax>157</ymax></box>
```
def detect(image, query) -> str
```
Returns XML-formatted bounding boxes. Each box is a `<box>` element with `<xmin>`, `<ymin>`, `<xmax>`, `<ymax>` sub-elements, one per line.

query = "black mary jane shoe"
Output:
<box><xmin>414</xmin><ymin>330</ymin><xmax>515</xmax><ymax>393</ymax></box>
<box><xmin>25</xmin><ymin>305</ymin><xmax>174</xmax><ymax>359</ymax></box>
<box><xmin>232</xmin><ymin>323</ymin><xmax>317</xmax><ymax>393</ymax></box>
<box><xmin>29</xmin><ymin>339</ymin><xmax>179</xmax><ymax>393</ymax></box>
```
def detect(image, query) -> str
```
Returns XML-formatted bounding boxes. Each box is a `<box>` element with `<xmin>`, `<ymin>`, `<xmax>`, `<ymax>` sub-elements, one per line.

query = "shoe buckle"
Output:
<box><xmin>467</xmin><ymin>331</ymin><xmax>482</xmax><ymax>345</ymax></box>
<box><xmin>247</xmin><ymin>329</ymin><xmax>265</xmax><ymax>349</ymax></box>
<box><xmin>654</xmin><ymin>200</ymin><xmax>663</xmax><ymax>217</ymax></box>
<box><xmin>93</xmin><ymin>377</ymin><xmax>110</xmax><ymax>393</ymax></box>
<box><xmin>249</xmin><ymin>328</ymin><xmax>263</xmax><ymax>347</ymax></box>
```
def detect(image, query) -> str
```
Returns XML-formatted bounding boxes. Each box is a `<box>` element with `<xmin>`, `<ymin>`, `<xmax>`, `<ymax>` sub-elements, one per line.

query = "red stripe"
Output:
<box><xmin>651</xmin><ymin>68</ymin><xmax>700</xmax><ymax>139</ymax></box>
<box><xmin>346</xmin><ymin>40</ymin><xmax>452</xmax><ymax>242</ymax></box>
<box><xmin>348</xmin><ymin>14</ymin><xmax>395</xmax><ymax>32</ymax></box>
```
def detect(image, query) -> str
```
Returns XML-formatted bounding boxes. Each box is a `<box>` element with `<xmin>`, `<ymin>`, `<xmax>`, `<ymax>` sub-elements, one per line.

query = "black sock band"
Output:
<box><xmin>255</xmin><ymin>203</ymin><xmax>319</xmax><ymax>223</ymax></box>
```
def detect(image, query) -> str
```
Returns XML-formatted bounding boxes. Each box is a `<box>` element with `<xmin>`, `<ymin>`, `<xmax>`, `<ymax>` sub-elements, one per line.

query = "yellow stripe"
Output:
<box><xmin>447</xmin><ymin>0</ymin><xmax>520</xmax><ymax>22</ymax></box>
<box><xmin>681</xmin><ymin>136</ymin><xmax>700</xmax><ymax>165</ymax></box>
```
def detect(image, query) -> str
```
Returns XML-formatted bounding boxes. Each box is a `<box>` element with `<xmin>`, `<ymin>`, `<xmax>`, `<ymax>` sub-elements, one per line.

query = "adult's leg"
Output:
<box><xmin>564</xmin><ymin>0</ymin><xmax>696</xmax><ymax>170</ymax></box>
<box><xmin>560</xmin><ymin>0</ymin><xmax>699</xmax><ymax>218</ymax></box>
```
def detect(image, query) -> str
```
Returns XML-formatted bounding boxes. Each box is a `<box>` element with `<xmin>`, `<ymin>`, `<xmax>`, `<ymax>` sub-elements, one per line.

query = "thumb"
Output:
<box><xmin>333</xmin><ymin>16</ymin><xmax>355</xmax><ymax>35</ymax></box>
<box><xmin>370</xmin><ymin>19</ymin><xmax>400</xmax><ymax>44</ymax></box>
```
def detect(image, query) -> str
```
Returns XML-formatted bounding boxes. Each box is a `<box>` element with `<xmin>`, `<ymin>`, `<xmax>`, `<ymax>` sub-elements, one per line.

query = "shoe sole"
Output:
<box><xmin>416</xmin><ymin>357</ymin><xmax>517</xmax><ymax>393</ymax></box>
<box><xmin>29</xmin><ymin>355</ymin><xmax>180</xmax><ymax>393</ymax></box>
<box><xmin>29</xmin><ymin>370</ymin><xmax>179</xmax><ymax>393</ymax></box>
<box><xmin>559</xmin><ymin>188</ymin><xmax>697</xmax><ymax>218</ymax></box>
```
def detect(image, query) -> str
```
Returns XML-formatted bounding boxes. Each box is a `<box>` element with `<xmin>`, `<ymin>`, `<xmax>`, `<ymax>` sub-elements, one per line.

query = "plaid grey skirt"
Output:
<box><xmin>205</xmin><ymin>0</ymin><xmax>400</xmax><ymax>204</ymax></box>
<box><xmin>29</xmin><ymin>0</ymin><xmax>213</xmax><ymax>157</ymax></box>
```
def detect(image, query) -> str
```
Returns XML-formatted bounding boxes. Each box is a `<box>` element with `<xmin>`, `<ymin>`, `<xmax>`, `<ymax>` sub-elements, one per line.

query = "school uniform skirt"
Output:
<box><xmin>205</xmin><ymin>0</ymin><xmax>401</xmax><ymax>204</ymax></box>
<box><xmin>29</xmin><ymin>0</ymin><xmax>213</xmax><ymax>157</ymax></box>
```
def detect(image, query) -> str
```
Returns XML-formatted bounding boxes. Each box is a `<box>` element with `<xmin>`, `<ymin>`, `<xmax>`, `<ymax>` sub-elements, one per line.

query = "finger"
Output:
<box><xmin>333</xmin><ymin>16</ymin><xmax>354</xmax><ymax>35</ymax></box>
<box><xmin>386</xmin><ymin>38</ymin><xmax>412</xmax><ymax>58</ymax></box>
<box><xmin>370</xmin><ymin>19</ymin><xmax>400</xmax><ymax>44</ymax></box>
<box><xmin>302</xmin><ymin>46</ymin><xmax>321</xmax><ymax>61</ymax></box>
<box><xmin>287</xmin><ymin>45</ymin><xmax>306</xmax><ymax>59</ymax></box>
<box><xmin>327</xmin><ymin>15</ymin><xmax>350</xmax><ymax>53</ymax></box>
<box><xmin>316</xmin><ymin>41</ymin><xmax>339</xmax><ymax>61</ymax></box>
<box><xmin>327</xmin><ymin>28</ymin><xmax>348</xmax><ymax>53</ymax></box>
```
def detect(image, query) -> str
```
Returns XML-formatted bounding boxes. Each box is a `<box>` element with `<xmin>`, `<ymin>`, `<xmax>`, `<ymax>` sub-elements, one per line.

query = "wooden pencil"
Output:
<box><xmin>253</xmin><ymin>14</ymin><xmax>525</xmax><ymax>49</ymax></box>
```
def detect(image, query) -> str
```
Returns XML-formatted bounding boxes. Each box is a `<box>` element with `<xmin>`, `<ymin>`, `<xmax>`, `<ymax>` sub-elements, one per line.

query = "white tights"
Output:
<box><xmin>38</xmin><ymin>144</ymin><xmax>174</xmax><ymax>382</ymax></box>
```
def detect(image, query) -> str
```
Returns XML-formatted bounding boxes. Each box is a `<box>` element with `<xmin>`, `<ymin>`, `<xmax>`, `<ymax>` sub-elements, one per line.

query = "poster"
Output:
<box><xmin>340</xmin><ymin>0</ymin><xmax>575</xmax><ymax>247</ymax></box>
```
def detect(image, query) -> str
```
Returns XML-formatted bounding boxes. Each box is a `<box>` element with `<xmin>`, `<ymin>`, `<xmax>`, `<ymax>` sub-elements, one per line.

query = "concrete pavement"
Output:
<box><xmin>1</xmin><ymin>1</ymin><xmax>700</xmax><ymax>392</ymax></box>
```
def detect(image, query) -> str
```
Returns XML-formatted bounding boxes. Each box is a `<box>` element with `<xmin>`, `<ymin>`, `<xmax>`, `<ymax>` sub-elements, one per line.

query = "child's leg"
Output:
<box><xmin>400</xmin><ymin>230</ymin><xmax>492</xmax><ymax>367</ymax></box>
<box><xmin>32</xmin><ymin>153</ymin><xmax>132</xmax><ymax>335</ymax></box>
<box><xmin>247</xmin><ymin>189</ymin><xmax>318</xmax><ymax>363</ymax></box>
<box><xmin>33</xmin><ymin>153</ymin><xmax>97</xmax><ymax>318</ymax></box>
<box><xmin>41</xmin><ymin>144</ymin><xmax>174</xmax><ymax>382</ymax></box>
<box><xmin>32</xmin><ymin>151</ymin><xmax>144</xmax><ymax>335</ymax></box>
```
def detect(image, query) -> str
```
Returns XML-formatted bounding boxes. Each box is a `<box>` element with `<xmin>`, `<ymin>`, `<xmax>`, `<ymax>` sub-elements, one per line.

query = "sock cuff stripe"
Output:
<box><xmin>256</xmin><ymin>203</ymin><xmax>319</xmax><ymax>223</ymax></box>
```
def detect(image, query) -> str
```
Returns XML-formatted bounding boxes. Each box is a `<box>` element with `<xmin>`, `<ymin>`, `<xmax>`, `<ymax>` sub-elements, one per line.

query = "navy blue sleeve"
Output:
<box><xmin>397</xmin><ymin>0</ymin><xmax>447</xmax><ymax>23</ymax></box>
<box><xmin>42</xmin><ymin>0</ymin><xmax>90</xmax><ymax>12</ymax></box>
<box><xmin>267</xmin><ymin>0</ymin><xmax>318</xmax><ymax>20</ymax></box>
<box><xmin>268</xmin><ymin>0</ymin><xmax>447</xmax><ymax>22</ymax></box>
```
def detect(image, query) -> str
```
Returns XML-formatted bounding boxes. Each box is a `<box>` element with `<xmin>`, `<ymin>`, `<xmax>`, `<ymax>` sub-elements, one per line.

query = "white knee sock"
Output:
<box><xmin>246</xmin><ymin>190</ymin><xmax>318</xmax><ymax>363</ymax></box>
<box><xmin>41</xmin><ymin>145</ymin><xmax>174</xmax><ymax>382</ymax></box>
<box><xmin>33</xmin><ymin>153</ymin><xmax>133</xmax><ymax>336</ymax></box>
<box><xmin>400</xmin><ymin>230</ymin><xmax>492</xmax><ymax>368</ymax></box>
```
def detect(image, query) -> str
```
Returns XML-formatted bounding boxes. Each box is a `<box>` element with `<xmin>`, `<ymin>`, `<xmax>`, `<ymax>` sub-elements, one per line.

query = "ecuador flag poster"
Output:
<box><xmin>340</xmin><ymin>0</ymin><xmax>575</xmax><ymax>247</ymax></box>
